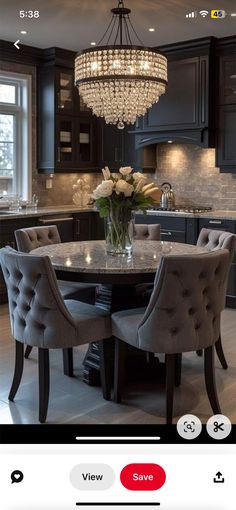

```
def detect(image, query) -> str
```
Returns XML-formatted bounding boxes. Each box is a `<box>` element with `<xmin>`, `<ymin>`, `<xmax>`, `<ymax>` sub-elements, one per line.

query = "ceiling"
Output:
<box><xmin>0</xmin><ymin>0</ymin><xmax>235</xmax><ymax>51</ymax></box>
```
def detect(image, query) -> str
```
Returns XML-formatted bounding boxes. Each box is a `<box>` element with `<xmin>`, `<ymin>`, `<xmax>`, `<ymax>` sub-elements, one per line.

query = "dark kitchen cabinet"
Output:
<box><xmin>38</xmin><ymin>214</ymin><xmax>75</xmax><ymax>243</ymax></box>
<box><xmin>99</xmin><ymin>121</ymin><xmax>138</xmax><ymax>170</ymax></box>
<box><xmin>134</xmin><ymin>45</ymin><xmax>215</xmax><ymax>149</ymax></box>
<box><xmin>144</xmin><ymin>58</ymin><xmax>200</xmax><ymax>131</ymax></box>
<box><xmin>55</xmin><ymin>116</ymin><xmax>75</xmax><ymax>170</ymax></box>
<box><xmin>55</xmin><ymin>115</ymin><xmax>98</xmax><ymax>171</ymax></box>
<box><xmin>56</xmin><ymin>68</ymin><xmax>78</xmax><ymax>114</ymax></box>
<box><xmin>219</xmin><ymin>55</ymin><xmax>236</xmax><ymax>105</ymax></box>
<box><xmin>99</xmin><ymin>122</ymin><xmax>122</xmax><ymax>170</ymax></box>
<box><xmin>38</xmin><ymin>52</ymin><xmax>98</xmax><ymax>173</ymax></box>
<box><xmin>217</xmin><ymin>48</ymin><xmax>236</xmax><ymax>173</ymax></box>
<box><xmin>135</xmin><ymin>214</ymin><xmax>187</xmax><ymax>243</ymax></box>
<box><xmin>73</xmin><ymin>213</ymin><xmax>93</xmax><ymax>241</ymax></box>
<box><xmin>216</xmin><ymin>105</ymin><xmax>236</xmax><ymax>171</ymax></box>
<box><xmin>92</xmin><ymin>214</ymin><xmax>105</xmax><ymax>240</ymax></box>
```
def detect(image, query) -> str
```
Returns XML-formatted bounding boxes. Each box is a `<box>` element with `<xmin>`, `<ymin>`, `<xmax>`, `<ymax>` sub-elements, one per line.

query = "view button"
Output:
<box><xmin>120</xmin><ymin>463</ymin><xmax>166</xmax><ymax>491</ymax></box>
<box><xmin>70</xmin><ymin>464</ymin><xmax>115</xmax><ymax>491</ymax></box>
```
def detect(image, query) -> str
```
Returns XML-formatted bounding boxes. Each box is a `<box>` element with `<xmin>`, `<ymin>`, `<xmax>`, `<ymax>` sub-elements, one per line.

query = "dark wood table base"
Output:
<box><xmin>82</xmin><ymin>283</ymin><xmax>145</xmax><ymax>385</ymax></box>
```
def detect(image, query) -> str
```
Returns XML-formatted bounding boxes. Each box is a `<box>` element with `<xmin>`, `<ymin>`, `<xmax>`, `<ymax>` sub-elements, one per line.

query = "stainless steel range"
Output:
<box><xmin>152</xmin><ymin>206</ymin><xmax>212</xmax><ymax>213</ymax></box>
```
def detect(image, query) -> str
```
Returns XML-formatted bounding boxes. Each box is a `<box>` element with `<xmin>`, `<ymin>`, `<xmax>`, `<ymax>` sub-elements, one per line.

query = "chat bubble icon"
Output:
<box><xmin>11</xmin><ymin>470</ymin><xmax>24</xmax><ymax>484</ymax></box>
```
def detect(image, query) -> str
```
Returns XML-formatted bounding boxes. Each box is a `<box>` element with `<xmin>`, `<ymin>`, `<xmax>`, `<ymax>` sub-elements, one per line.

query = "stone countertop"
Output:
<box><xmin>146</xmin><ymin>210</ymin><xmax>236</xmax><ymax>220</ymax></box>
<box><xmin>31</xmin><ymin>240</ymin><xmax>207</xmax><ymax>275</ymax></box>
<box><xmin>1</xmin><ymin>205</ymin><xmax>236</xmax><ymax>221</ymax></box>
<box><xmin>0</xmin><ymin>205</ymin><xmax>96</xmax><ymax>220</ymax></box>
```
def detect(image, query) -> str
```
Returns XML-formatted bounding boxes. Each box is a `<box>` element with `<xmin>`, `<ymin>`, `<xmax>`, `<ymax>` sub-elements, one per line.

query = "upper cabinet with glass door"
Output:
<box><xmin>56</xmin><ymin>70</ymin><xmax>75</xmax><ymax>114</ymax></box>
<box><xmin>38</xmin><ymin>53</ymin><xmax>99</xmax><ymax>173</ymax></box>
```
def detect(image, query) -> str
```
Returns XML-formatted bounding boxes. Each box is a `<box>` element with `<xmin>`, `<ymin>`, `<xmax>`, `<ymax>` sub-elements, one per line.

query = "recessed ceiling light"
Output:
<box><xmin>20</xmin><ymin>30</ymin><xmax>27</xmax><ymax>35</ymax></box>
<box><xmin>167</xmin><ymin>140</ymin><xmax>173</xmax><ymax>143</ymax></box>
<box><xmin>90</xmin><ymin>42</ymin><xmax>96</xmax><ymax>46</ymax></box>
<box><xmin>149</xmin><ymin>28</ymin><xmax>155</xmax><ymax>32</ymax></box>
<box><xmin>231</xmin><ymin>13</ymin><xmax>236</xmax><ymax>16</ymax></box>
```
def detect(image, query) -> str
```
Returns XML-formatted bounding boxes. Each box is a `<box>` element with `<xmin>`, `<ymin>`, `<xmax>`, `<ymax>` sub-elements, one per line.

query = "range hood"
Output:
<box><xmin>132</xmin><ymin>37</ymin><xmax>217</xmax><ymax>150</ymax></box>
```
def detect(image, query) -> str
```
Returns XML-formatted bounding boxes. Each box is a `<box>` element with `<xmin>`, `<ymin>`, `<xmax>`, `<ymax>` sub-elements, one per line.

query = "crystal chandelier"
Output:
<box><xmin>75</xmin><ymin>0</ymin><xmax>168</xmax><ymax>129</ymax></box>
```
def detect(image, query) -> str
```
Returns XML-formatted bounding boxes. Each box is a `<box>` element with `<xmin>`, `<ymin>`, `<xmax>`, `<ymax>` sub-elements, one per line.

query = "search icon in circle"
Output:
<box><xmin>177</xmin><ymin>414</ymin><xmax>202</xmax><ymax>440</ymax></box>
<box><xmin>11</xmin><ymin>470</ymin><xmax>24</xmax><ymax>484</ymax></box>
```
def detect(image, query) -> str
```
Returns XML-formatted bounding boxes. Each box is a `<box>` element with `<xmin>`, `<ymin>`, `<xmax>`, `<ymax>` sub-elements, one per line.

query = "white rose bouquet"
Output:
<box><xmin>92</xmin><ymin>166</ymin><xmax>160</xmax><ymax>254</ymax></box>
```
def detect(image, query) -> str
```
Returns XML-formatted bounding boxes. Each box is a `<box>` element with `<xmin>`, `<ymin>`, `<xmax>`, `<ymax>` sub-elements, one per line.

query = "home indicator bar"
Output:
<box><xmin>75</xmin><ymin>504</ymin><xmax>161</xmax><ymax>507</ymax></box>
<box><xmin>75</xmin><ymin>437</ymin><xmax>161</xmax><ymax>441</ymax></box>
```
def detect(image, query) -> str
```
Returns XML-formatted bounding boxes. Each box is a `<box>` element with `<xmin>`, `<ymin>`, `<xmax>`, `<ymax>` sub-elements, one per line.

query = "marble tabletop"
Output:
<box><xmin>31</xmin><ymin>240</ymin><xmax>207</xmax><ymax>276</ymax></box>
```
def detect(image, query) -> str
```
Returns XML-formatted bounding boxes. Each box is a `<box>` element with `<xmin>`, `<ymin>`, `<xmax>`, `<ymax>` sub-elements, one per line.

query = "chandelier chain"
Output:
<box><xmin>124</xmin><ymin>16</ymin><xmax>132</xmax><ymax>45</ymax></box>
<box><xmin>97</xmin><ymin>15</ymin><xmax>115</xmax><ymax>46</ymax></box>
<box><xmin>127</xmin><ymin>15</ymin><xmax>144</xmax><ymax>45</ymax></box>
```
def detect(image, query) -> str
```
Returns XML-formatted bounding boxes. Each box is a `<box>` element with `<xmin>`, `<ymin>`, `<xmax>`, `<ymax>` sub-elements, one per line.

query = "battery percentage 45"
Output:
<box><xmin>211</xmin><ymin>10</ymin><xmax>226</xmax><ymax>18</ymax></box>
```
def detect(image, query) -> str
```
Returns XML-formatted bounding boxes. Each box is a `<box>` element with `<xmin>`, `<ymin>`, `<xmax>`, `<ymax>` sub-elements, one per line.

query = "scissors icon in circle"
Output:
<box><xmin>213</xmin><ymin>421</ymin><xmax>224</xmax><ymax>432</ymax></box>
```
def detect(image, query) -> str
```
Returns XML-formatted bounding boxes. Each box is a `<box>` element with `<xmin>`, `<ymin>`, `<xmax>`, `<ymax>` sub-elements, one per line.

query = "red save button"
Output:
<box><xmin>120</xmin><ymin>463</ymin><xmax>166</xmax><ymax>491</ymax></box>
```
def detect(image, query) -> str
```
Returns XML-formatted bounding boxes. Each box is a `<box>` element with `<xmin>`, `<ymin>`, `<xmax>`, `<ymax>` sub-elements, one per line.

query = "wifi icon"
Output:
<box><xmin>199</xmin><ymin>10</ymin><xmax>209</xmax><ymax>17</ymax></box>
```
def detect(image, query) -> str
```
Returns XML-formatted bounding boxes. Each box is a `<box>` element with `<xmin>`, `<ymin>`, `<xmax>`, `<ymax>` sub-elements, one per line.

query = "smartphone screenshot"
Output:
<box><xmin>0</xmin><ymin>1</ymin><xmax>236</xmax><ymax>509</ymax></box>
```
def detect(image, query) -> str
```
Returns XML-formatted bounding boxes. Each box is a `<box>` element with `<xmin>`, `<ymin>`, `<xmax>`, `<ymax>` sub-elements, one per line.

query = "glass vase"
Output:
<box><xmin>104</xmin><ymin>209</ymin><xmax>134</xmax><ymax>256</ymax></box>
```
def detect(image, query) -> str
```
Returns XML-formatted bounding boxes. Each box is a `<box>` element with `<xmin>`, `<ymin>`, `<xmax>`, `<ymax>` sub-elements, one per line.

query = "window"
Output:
<box><xmin>0</xmin><ymin>72</ymin><xmax>32</xmax><ymax>200</ymax></box>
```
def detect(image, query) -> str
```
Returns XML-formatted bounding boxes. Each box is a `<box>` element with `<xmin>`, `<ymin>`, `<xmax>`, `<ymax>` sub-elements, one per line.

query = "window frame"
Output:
<box><xmin>0</xmin><ymin>71</ymin><xmax>32</xmax><ymax>201</ymax></box>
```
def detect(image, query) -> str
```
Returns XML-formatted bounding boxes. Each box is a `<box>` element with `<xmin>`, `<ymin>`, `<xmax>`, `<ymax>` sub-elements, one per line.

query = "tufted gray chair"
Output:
<box><xmin>15</xmin><ymin>225</ymin><xmax>96</xmax><ymax>303</ymax></box>
<box><xmin>134</xmin><ymin>224</ymin><xmax>161</xmax><ymax>241</ymax></box>
<box><xmin>0</xmin><ymin>246</ymin><xmax>112</xmax><ymax>423</ymax></box>
<box><xmin>15</xmin><ymin>225</ymin><xmax>97</xmax><ymax>372</ymax></box>
<box><xmin>111</xmin><ymin>250</ymin><xmax>230</xmax><ymax>424</ymax></box>
<box><xmin>196</xmin><ymin>228</ymin><xmax>236</xmax><ymax>369</ymax></box>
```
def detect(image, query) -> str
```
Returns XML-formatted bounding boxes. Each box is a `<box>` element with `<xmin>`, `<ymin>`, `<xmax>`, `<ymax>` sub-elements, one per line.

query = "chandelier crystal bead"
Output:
<box><xmin>75</xmin><ymin>1</ymin><xmax>168</xmax><ymax>129</ymax></box>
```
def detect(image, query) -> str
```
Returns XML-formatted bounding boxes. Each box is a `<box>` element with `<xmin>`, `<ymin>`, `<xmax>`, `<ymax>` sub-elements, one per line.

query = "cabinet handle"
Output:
<box><xmin>76</xmin><ymin>219</ymin><xmax>80</xmax><ymax>239</ymax></box>
<box><xmin>57</xmin><ymin>148</ymin><xmax>61</xmax><ymax>162</ymax></box>
<box><xmin>161</xmin><ymin>231</ymin><xmax>172</xmax><ymax>236</ymax></box>
<box><xmin>39</xmin><ymin>217</ymin><xmax>73</xmax><ymax>224</ymax></box>
<box><xmin>209</xmin><ymin>220</ymin><xmax>222</xmax><ymax>224</ymax></box>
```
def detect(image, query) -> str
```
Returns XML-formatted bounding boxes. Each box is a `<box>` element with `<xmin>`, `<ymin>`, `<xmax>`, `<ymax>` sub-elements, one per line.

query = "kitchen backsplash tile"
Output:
<box><xmin>153</xmin><ymin>143</ymin><xmax>236</xmax><ymax>210</ymax></box>
<box><xmin>34</xmin><ymin>172</ymin><xmax>101</xmax><ymax>206</ymax></box>
<box><xmin>38</xmin><ymin>144</ymin><xmax>236</xmax><ymax>210</ymax></box>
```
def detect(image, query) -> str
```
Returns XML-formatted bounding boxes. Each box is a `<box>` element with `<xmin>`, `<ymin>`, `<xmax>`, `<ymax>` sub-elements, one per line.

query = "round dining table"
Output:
<box><xmin>31</xmin><ymin>240</ymin><xmax>207</xmax><ymax>384</ymax></box>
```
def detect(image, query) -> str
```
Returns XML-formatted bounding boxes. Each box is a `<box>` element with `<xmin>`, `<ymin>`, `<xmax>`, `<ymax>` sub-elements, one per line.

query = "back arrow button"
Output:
<box><xmin>14</xmin><ymin>40</ymin><xmax>20</xmax><ymax>50</ymax></box>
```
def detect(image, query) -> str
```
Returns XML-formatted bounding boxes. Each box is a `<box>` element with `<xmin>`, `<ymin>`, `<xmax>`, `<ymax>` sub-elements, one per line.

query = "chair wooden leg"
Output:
<box><xmin>166</xmin><ymin>354</ymin><xmax>176</xmax><ymax>425</ymax></box>
<box><xmin>99</xmin><ymin>339</ymin><xmax>112</xmax><ymax>401</ymax></box>
<box><xmin>9</xmin><ymin>340</ymin><xmax>24</xmax><ymax>401</ymax></box>
<box><xmin>63</xmin><ymin>348</ymin><xmax>74</xmax><ymax>377</ymax></box>
<box><xmin>38</xmin><ymin>348</ymin><xmax>50</xmax><ymax>424</ymax></box>
<box><xmin>25</xmin><ymin>346</ymin><xmax>33</xmax><ymax>359</ymax></box>
<box><xmin>114</xmin><ymin>338</ymin><xmax>126</xmax><ymax>403</ymax></box>
<box><xmin>196</xmin><ymin>349</ymin><xmax>203</xmax><ymax>357</ymax></box>
<box><xmin>175</xmin><ymin>353</ymin><xmax>182</xmax><ymax>387</ymax></box>
<box><xmin>204</xmin><ymin>345</ymin><xmax>221</xmax><ymax>415</ymax></box>
<box><xmin>215</xmin><ymin>335</ymin><xmax>228</xmax><ymax>370</ymax></box>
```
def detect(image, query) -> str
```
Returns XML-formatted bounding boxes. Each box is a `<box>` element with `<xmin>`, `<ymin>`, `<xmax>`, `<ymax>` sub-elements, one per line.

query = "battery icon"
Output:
<box><xmin>211</xmin><ymin>10</ymin><xmax>226</xmax><ymax>18</ymax></box>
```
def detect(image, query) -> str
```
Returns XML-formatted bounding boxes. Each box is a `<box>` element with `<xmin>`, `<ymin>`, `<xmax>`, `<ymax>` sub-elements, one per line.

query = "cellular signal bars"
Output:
<box><xmin>186</xmin><ymin>11</ymin><xmax>197</xmax><ymax>18</ymax></box>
